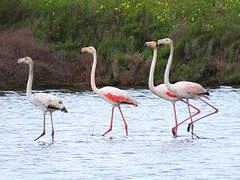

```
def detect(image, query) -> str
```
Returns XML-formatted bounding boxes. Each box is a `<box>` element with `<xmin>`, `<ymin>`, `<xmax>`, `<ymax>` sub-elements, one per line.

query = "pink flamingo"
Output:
<box><xmin>157</xmin><ymin>38</ymin><xmax>218</xmax><ymax>133</ymax></box>
<box><xmin>81</xmin><ymin>46</ymin><xmax>138</xmax><ymax>136</ymax></box>
<box><xmin>145</xmin><ymin>41</ymin><xmax>200</xmax><ymax>137</ymax></box>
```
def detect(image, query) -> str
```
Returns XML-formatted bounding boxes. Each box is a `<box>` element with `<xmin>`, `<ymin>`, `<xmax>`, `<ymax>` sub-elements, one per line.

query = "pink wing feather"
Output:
<box><xmin>100</xmin><ymin>86</ymin><xmax>138</xmax><ymax>106</ymax></box>
<box><xmin>185</xmin><ymin>84</ymin><xmax>206</xmax><ymax>96</ymax></box>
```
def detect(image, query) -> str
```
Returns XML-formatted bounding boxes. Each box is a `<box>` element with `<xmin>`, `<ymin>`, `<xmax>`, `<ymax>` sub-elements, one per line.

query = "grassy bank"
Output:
<box><xmin>1</xmin><ymin>0</ymin><xmax>240</xmax><ymax>88</ymax></box>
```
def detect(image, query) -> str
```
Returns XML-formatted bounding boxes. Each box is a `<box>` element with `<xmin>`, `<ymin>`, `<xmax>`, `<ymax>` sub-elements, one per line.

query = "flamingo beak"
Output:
<box><xmin>18</xmin><ymin>58</ymin><xmax>24</xmax><ymax>64</ymax></box>
<box><xmin>144</xmin><ymin>42</ymin><xmax>150</xmax><ymax>46</ymax></box>
<box><xmin>144</xmin><ymin>42</ymin><xmax>153</xmax><ymax>48</ymax></box>
<box><xmin>81</xmin><ymin>47</ymin><xmax>88</xmax><ymax>53</ymax></box>
<box><xmin>157</xmin><ymin>39</ymin><xmax>164</xmax><ymax>46</ymax></box>
<box><xmin>144</xmin><ymin>41</ymin><xmax>158</xmax><ymax>48</ymax></box>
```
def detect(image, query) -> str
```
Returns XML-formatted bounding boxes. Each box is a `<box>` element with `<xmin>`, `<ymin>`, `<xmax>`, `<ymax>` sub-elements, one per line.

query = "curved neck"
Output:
<box><xmin>26</xmin><ymin>63</ymin><xmax>33</xmax><ymax>98</ymax></box>
<box><xmin>91</xmin><ymin>51</ymin><xmax>99</xmax><ymax>93</ymax></box>
<box><xmin>149</xmin><ymin>47</ymin><xmax>158</xmax><ymax>93</ymax></box>
<box><xmin>164</xmin><ymin>42</ymin><xmax>174</xmax><ymax>89</ymax></box>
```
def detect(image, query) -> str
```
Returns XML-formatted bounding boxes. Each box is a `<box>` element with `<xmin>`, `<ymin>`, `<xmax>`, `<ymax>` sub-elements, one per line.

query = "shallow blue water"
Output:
<box><xmin>0</xmin><ymin>86</ymin><xmax>239</xmax><ymax>179</ymax></box>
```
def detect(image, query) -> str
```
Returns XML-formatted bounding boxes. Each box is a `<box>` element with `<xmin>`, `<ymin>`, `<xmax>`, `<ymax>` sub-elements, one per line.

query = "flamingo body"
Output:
<box><xmin>168</xmin><ymin>81</ymin><xmax>209</xmax><ymax>99</ymax></box>
<box><xmin>153</xmin><ymin>84</ymin><xmax>179</xmax><ymax>102</ymax></box>
<box><xmin>99</xmin><ymin>86</ymin><xmax>138</xmax><ymax>106</ymax></box>
<box><xmin>29</xmin><ymin>93</ymin><xmax>68</xmax><ymax>112</ymax></box>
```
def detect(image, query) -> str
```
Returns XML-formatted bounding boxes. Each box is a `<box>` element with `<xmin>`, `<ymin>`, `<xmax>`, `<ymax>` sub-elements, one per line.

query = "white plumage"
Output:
<box><xmin>18</xmin><ymin>57</ymin><xmax>68</xmax><ymax>142</ymax></box>
<box><xmin>29</xmin><ymin>93</ymin><xmax>67</xmax><ymax>112</ymax></box>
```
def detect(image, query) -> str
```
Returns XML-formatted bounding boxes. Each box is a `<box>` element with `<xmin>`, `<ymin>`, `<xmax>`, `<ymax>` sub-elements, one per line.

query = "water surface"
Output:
<box><xmin>0</xmin><ymin>86</ymin><xmax>239</xmax><ymax>179</ymax></box>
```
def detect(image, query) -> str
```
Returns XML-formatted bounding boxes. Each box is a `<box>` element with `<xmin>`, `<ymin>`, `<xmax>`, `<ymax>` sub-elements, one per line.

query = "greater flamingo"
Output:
<box><xmin>145</xmin><ymin>41</ymin><xmax>200</xmax><ymax>137</ymax></box>
<box><xmin>81</xmin><ymin>46</ymin><xmax>138</xmax><ymax>136</ymax></box>
<box><xmin>157</xmin><ymin>38</ymin><xmax>218</xmax><ymax>132</ymax></box>
<box><xmin>18</xmin><ymin>57</ymin><xmax>68</xmax><ymax>142</ymax></box>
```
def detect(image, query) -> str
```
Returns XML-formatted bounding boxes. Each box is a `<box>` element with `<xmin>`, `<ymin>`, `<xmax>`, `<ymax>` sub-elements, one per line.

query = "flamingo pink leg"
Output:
<box><xmin>187</xmin><ymin>97</ymin><xmax>218</xmax><ymax>131</ymax></box>
<box><xmin>34</xmin><ymin>112</ymin><xmax>46</xmax><ymax>141</ymax></box>
<box><xmin>172</xmin><ymin>103</ymin><xmax>178</xmax><ymax>137</ymax></box>
<box><xmin>177</xmin><ymin>100</ymin><xmax>200</xmax><ymax>126</ymax></box>
<box><xmin>171</xmin><ymin>100</ymin><xmax>200</xmax><ymax>137</ymax></box>
<box><xmin>118</xmin><ymin>106</ymin><xmax>128</xmax><ymax>136</ymax></box>
<box><xmin>50</xmin><ymin>112</ymin><xmax>54</xmax><ymax>142</ymax></box>
<box><xmin>186</xmin><ymin>101</ymin><xmax>200</xmax><ymax>138</ymax></box>
<box><xmin>102</xmin><ymin>107</ymin><xmax>114</xmax><ymax>136</ymax></box>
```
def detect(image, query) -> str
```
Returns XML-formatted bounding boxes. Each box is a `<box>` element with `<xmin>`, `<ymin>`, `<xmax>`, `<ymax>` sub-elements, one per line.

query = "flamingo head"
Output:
<box><xmin>157</xmin><ymin>38</ymin><xmax>173</xmax><ymax>46</ymax></box>
<box><xmin>18</xmin><ymin>57</ymin><xmax>33</xmax><ymax>65</ymax></box>
<box><xmin>81</xmin><ymin>46</ymin><xmax>96</xmax><ymax>54</ymax></box>
<box><xmin>144</xmin><ymin>41</ymin><xmax>157</xmax><ymax>49</ymax></box>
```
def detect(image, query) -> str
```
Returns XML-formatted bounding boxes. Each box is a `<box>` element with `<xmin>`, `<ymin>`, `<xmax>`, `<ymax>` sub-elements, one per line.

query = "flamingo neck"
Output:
<box><xmin>26</xmin><ymin>63</ymin><xmax>33</xmax><ymax>98</ymax></box>
<box><xmin>91</xmin><ymin>51</ymin><xmax>99</xmax><ymax>94</ymax></box>
<box><xmin>148</xmin><ymin>47</ymin><xmax>158</xmax><ymax>94</ymax></box>
<box><xmin>164</xmin><ymin>41</ymin><xmax>174</xmax><ymax>90</ymax></box>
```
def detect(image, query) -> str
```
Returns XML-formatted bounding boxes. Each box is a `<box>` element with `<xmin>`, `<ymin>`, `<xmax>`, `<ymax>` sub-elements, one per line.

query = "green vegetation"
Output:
<box><xmin>1</xmin><ymin>0</ymin><xmax>240</xmax><ymax>86</ymax></box>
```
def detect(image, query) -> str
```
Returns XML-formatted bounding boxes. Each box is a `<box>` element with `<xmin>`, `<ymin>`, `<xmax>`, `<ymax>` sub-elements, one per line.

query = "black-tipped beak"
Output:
<box><xmin>143</xmin><ymin>43</ymin><xmax>148</xmax><ymax>49</ymax></box>
<box><xmin>81</xmin><ymin>47</ymin><xmax>87</xmax><ymax>54</ymax></box>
